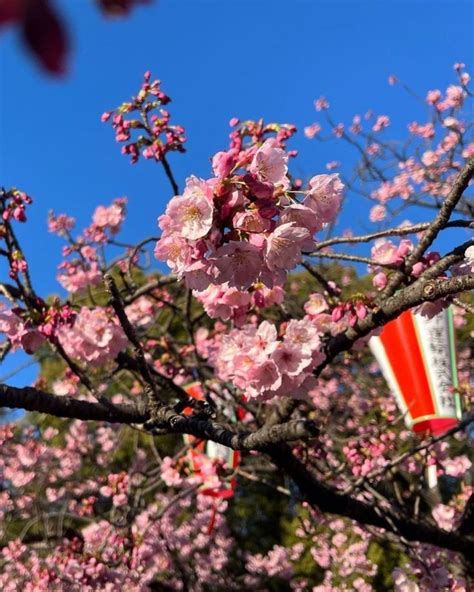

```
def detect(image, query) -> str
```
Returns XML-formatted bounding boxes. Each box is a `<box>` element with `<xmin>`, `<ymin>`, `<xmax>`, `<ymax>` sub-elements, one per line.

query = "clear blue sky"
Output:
<box><xmin>0</xmin><ymin>0</ymin><xmax>472</xmax><ymax>386</ymax></box>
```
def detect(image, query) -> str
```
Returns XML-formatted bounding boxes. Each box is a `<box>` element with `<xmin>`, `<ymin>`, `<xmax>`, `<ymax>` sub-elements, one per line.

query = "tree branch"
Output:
<box><xmin>383</xmin><ymin>157</ymin><xmax>474</xmax><ymax>297</ymax></box>
<box><xmin>310</xmin><ymin>219</ymin><xmax>473</xmax><ymax>252</ymax></box>
<box><xmin>104</xmin><ymin>273</ymin><xmax>161</xmax><ymax>410</ymax></box>
<box><xmin>321</xmin><ymin>273</ymin><xmax>474</xmax><ymax>371</ymax></box>
<box><xmin>267</xmin><ymin>443</ymin><xmax>474</xmax><ymax>558</ymax></box>
<box><xmin>0</xmin><ymin>383</ymin><xmax>147</xmax><ymax>423</ymax></box>
<box><xmin>0</xmin><ymin>383</ymin><xmax>319</xmax><ymax>450</ymax></box>
<box><xmin>155</xmin><ymin>413</ymin><xmax>320</xmax><ymax>450</ymax></box>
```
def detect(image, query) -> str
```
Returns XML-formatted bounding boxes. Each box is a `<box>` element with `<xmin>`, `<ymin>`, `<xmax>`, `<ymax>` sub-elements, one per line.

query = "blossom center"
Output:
<box><xmin>183</xmin><ymin>205</ymin><xmax>203</xmax><ymax>222</ymax></box>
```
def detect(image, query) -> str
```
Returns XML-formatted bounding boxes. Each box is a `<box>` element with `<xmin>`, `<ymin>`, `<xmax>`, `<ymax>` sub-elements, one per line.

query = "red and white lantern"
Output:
<box><xmin>369</xmin><ymin>308</ymin><xmax>461</xmax><ymax>436</ymax></box>
<box><xmin>182</xmin><ymin>381</ymin><xmax>240</xmax><ymax>499</ymax></box>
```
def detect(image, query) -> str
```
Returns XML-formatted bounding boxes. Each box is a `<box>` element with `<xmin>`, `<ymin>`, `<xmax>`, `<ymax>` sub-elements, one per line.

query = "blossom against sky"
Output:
<box><xmin>0</xmin><ymin>0</ymin><xmax>472</xmax><ymax>385</ymax></box>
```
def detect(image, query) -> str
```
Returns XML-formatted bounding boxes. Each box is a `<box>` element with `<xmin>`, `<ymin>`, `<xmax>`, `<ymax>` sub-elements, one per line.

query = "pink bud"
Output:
<box><xmin>372</xmin><ymin>272</ymin><xmax>388</xmax><ymax>290</ymax></box>
<box><xmin>21</xmin><ymin>330</ymin><xmax>45</xmax><ymax>354</ymax></box>
<box><xmin>13</xmin><ymin>207</ymin><xmax>26</xmax><ymax>222</ymax></box>
<box><xmin>253</xmin><ymin>290</ymin><xmax>266</xmax><ymax>308</ymax></box>
<box><xmin>411</xmin><ymin>262</ymin><xmax>426</xmax><ymax>277</ymax></box>
<box><xmin>212</xmin><ymin>151</ymin><xmax>235</xmax><ymax>179</ymax></box>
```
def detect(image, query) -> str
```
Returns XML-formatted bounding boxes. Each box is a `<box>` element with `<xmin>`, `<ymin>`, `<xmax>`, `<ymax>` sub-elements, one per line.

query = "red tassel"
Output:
<box><xmin>207</xmin><ymin>501</ymin><xmax>217</xmax><ymax>535</ymax></box>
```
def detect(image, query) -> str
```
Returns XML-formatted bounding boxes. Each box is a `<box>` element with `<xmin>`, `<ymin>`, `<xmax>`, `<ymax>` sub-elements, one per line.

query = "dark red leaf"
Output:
<box><xmin>21</xmin><ymin>0</ymin><xmax>68</xmax><ymax>75</ymax></box>
<box><xmin>0</xmin><ymin>0</ymin><xmax>24</xmax><ymax>25</ymax></box>
<box><xmin>97</xmin><ymin>0</ymin><xmax>151</xmax><ymax>17</ymax></box>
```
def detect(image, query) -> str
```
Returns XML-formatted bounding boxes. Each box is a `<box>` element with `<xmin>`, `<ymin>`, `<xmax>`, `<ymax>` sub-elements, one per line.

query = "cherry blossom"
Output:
<box><xmin>57</xmin><ymin>307</ymin><xmax>128</xmax><ymax>366</ymax></box>
<box><xmin>0</xmin><ymin>63</ymin><xmax>472</xmax><ymax>592</ymax></box>
<box><xmin>304</xmin><ymin>173</ymin><xmax>343</xmax><ymax>224</ymax></box>
<box><xmin>249</xmin><ymin>138</ymin><xmax>289</xmax><ymax>187</ymax></box>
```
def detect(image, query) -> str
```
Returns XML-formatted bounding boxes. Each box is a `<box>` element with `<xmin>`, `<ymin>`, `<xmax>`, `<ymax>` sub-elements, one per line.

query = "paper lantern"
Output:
<box><xmin>369</xmin><ymin>308</ymin><xmax>461</xmax><ymax>435</ymax></box>
<box><xmin>182</xmin><ymin>381</ymin><xmax>240</xmax><ymax>499</ymax></box>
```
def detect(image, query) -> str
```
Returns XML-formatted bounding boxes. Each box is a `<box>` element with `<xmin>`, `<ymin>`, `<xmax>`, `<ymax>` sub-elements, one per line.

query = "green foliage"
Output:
<box><xmin>368</xmin><ymin>540</ymin><xmax>408</xmax><ymax>591</ymax></box>
<box><xmin>228</xmin><ymin>477</ymin><xmax>291</xmax><ymax>555</ymax></box>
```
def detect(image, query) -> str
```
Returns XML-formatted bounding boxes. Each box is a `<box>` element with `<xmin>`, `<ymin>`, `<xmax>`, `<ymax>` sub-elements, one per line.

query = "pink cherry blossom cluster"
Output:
<box><xmin>245</xmin><ymin>545</ymin><xmax>293</xmax><ymax>583</ymax></box>
<box><xmin>371</xmin><ymin>238</ymin><xmax>413</xmax><ymax>267</ymax></box>
<box><xmin>314</xmin><ymin>96</ymin><xmax>330</xmax><ymax>111</ymax></box>
<box><xmin>102</xmin><ymin>71</ymin><xmax>186</xmax><ymax>164</ymax></box>
<box><xmin>0</xmin><ymin>309</ymin><xmax>45</xmax><ymax>354</ymax></box>
<box><xmin>304</xmin><ymin>292</ymin><xmax>330</xmax><ymax>317</ymax></box>
<box><xmin>37</xmin><ymin>299</ymin><xmax>76</xmax><ymax>339</ymax></box>
<box><xmin>1</xmin><ymin>188</ymin><xmax>32</xmax><ymax>223</ymax></box>
<box><xmin>57</xmin><ymin>306</ymin><xmax>128</xmax><ymax>366</ymax></box>
<box><xmin>301</xmin><ymin>291</ymin><xmax>376</xmax><ymax>342</ymax></box>
<box><xmin>411</xmin><ymin>250</ymin><xmax>442</xmax><ymax>277</ymax></box>
<box><xmin>84</xmin><ymin>197</ymin><xmax>127</xmax><ymax>242</ymax></box>
<box><xmin>214</xmin><ymin>319</ymin><xmax>325</xmax><ymax>400</ymax></box>
<box><xmin>292</xmin><ymin>512</ymin><xmax>377</xmax><ymax>591</ymax></box>
<box><xmin>408</xmin><ymin>121</ymin><xmax>436</xmax><ymax>139</ymax></box>
<box><xmin>0</xmin><ymin>334</ymin><xmax>471</xmax><ymax>590</ymax></box>
<box><xmin>226</xmin><ymin>117</ymin><xmax>298</xmax><ymax>158</ymax></box>
<box><xmin>304</xmin><ymin>122</ymin><xmax>321</xmax><ymax>139</ymax></box>
<box><xmin>155</xmin><ymin>127</ymin><xmax>344</xmax><ymax>293</ymax></box>
<box><xmin>0</xmin><ymin>434</ymin><xmax>236</xmax><ymax>590</ymax></box>
<box><xmin>193</xmin><ymin>282</ymin><xmax>284</xmax><ymax>325</ymax></box>
<box><xmin>343</xmin><ymin>431</ymin><xmax>396</xmax><ymax>477</ymax></box>
<box><xmin>51</xmin><ymin>369</ymin><xmax>80</xmax><ymax>397</ymax></box>
<box><xmin>371</xmin><ymin>173</ymin><xmax>414</xmax><ymax>203</ymax></box>
<box><xmin>368</xmin><ymin>237</ymin><xmax>449</xmax><ymax>317</ymax></box>
<box><xmin>372</xmin><ymin>114</ymin><xmax>390</xmax><ymax>132</ymax></box>
<box><xmin>330</xmin><ymin>299</ymin><xmax>369</xmax><ymax>328</ymax></box>
<box><xmin>426</xmin><ymin>84</ymin><xmax>466</xmax><ymax>112</ymax></box>
<box><xmin>1</xmin><ymin>64</ymin><xmax>473</xmax><ymax>592</ymax></box>
<box><xmin>8</xmin><ymin>249</ymin><xmax>28</xmax><ymax>280</ymax></box>
<box><xmin>304</xmin><ymin>64</ymin><xmax>473</xmax><ymax>223</ymax></box>
<box><xmin>368</xmin><ymin>203</ymin><xmax>386</xmax><ymax>222</ymax></box>
<box><xmin>47</xmin><ymin>210</ymin><xmax>76</xmax><ymax>236</ymax></box>
<box><xmin>50</xmin><ymin>199</ymin><xmax>129</xmax><ymax>294</ymax></box>
<box><xmin>392</xmin><ymin>545</ymin><xmax>468</xmax><ymax>591</ymax></box>
<box><xmin>0</xmin><ymin>191</ymin><xmax>34</xmax><ymax>278</ymax></box>
<box><xmin>57</xmin><ymin>246</ymin><xmax>102</xmax><ymax>294</ymax></box>
<box><xmin>0</xmin><ymin>299</ymin><xmax>75</xmax><ymax>354</ymax></box>
<box><xmin>124</xmin><ymin>295</ymin><xmax>158</xmax><ymax>328</ymax></box>
<box><xmin>99</xmin><ymin>471</ymin><xmax>129</xmax><ymax>507</ymax></box>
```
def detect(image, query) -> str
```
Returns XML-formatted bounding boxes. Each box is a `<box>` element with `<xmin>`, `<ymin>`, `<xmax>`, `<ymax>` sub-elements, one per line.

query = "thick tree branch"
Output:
<box><xmin>267</xmin><ymin>443</ymin><xmax>474</xmax><ymax>558</ymax></box>
<box><xmin>321</xmin><ymin>273</ymin><xmax>474</xmax><ymax>371</ymax></box>
<box><xmin>153</xmin><ymin>412</ymin><xmax>320</xmax><ymax>450</ymax></box>
<box><xmin>0</xmin><ymin>383</ymin><xmax>147</xmax><ymax>423</ymax></box>
<box><xmin>0</xmin><ymin>383</ymin><xmax>318</xmax><ymax>450</ymax></box>
<box><xmin>416</xmin><ymin>239</ymin><xmax>473</xmax><ymax>282</ymax></box>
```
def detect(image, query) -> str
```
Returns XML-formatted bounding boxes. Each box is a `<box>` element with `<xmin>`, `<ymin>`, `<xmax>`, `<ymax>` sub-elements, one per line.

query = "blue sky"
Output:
<box><xmin>0</xmin><ymin>0</ymin><xmax>473</xmax><ymax>386</ymax></box>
